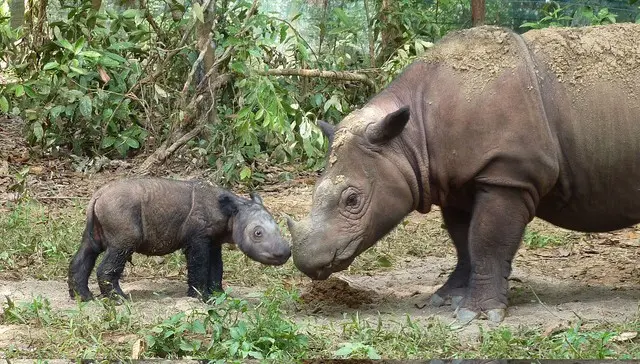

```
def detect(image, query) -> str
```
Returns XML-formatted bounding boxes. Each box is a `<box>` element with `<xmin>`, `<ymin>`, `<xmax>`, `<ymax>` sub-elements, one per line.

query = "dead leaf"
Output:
<box><xmin>29</xmin><ymin>166</ymin><xmax>44</xmax><ymax>175</ymax></box>
<box><xmin>131</xmin><ymin>338</ymin><xmax>146</xmax><ymax>359</ymax></box>
<box><xmin>611</xmin><ymin>332</ymin><xmax>638</xmax><ymax>342</ymax></box>
<box><xmin>98</xmin><ymin>66</ymin><xmax>111</xmax><ymax>83</ymax></box>
<box><xmin>542</xmin><ymin>322</ymin><xmax>570</xmax><ymax>337</ymax></box>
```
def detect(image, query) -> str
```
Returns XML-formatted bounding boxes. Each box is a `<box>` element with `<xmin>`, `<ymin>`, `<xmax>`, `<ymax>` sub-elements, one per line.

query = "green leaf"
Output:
<box><xmin>43</xmin><ymin>61</ymin><xmax>60</xmax><ymax>70</ymax></box>
<box><xmin>101</xmin><ymin>136</ymin><xmax>116</xmax><ymax>148</ymax></box>
<box><xmin>14</xmin><ymin>85</ymin><xmax>24</xmax><ymax>97</ymax></box>
<box><xmin>69</xmin><ymin>66</ymin><xmax>88</xmax><ymax>75</ymax></box>
<box><xmin>239</xmin><ymin>166</ymin><xmax>252</xmax><ymax>180</ymax></box>
<box><xmin>122</xmin><ymin>9</ymin><xmax>138</xmax><ymax>19</ymax></box>
<box><xmin>376</xmin><ymin>255</ymin><xmax>392</xmax><ymax>267</ymax></box>
<box><xmin>191</xmin><ymin>320</ymin><xmax>206</xmax><ymax>334</ymax></box>
<box><xmin>0</xmin><ymin>96</ymin><xmax>8</xmax><ymax>113</ymax></box>
<box><xmin>33</xmin><ymin>122</ymin><xmax>44</xmax><ymax>141</ymax></box>
<box><xmin>125</xmin><ymin>137</ymin><xmax>139</xmax><ymax>149</ymax></box>
<box><xmin>334</xmin><ymin>344</ymin><xmax>354</xmax><ymax>357</ymax></box>
<box><xmin>367</xmin><ymin>347</ymin><xmax>381</xmax><ymax>359</ymax></box>
<box><xmin>192</xmin><ymin>3</ymin><xmax>204</xmax><ymax>23</ymax></box>
<box><xmin>50</xmin><ymin>105</ymin><xmax>65</xmax><ymax>120</ymax></box>
<box><xmin>79</xmin><ymin>95</ymin><xmax>92</xmax><ymax>117</ymax></box>
<box><xmin>73</xmin><ymin>37</ymin><xmax>86</xmax><ymax>54</ymax></box>
<box><xmin>80</xmin><ymin>50</ymin><xmax>102</xmax><ymax>58</ymax></box>
<box><xmin>24</xmin><ymin>86</ymin><xmax>37</xmax><ymax>98</ymax></box>
<box><xmin>53</xmin><ymin>26</ymin><xmax>74</xmax><ymax>52</ymax></box>
<box><xmin>179</xmin><ymin>340</ymin><xmax>195</xmax><ymax>352</ymax></box>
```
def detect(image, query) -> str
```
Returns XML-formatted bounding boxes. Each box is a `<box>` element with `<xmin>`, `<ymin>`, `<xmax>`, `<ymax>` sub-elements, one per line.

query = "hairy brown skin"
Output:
<box><xmin>288</xmin><ymin>24</ymin><xmax>640</xmax><ymax>323</ymax></box>
<box><xmin>68</xmin><ymin>178</ymin><xmax>290</xmax><ymax>302</ymax></box>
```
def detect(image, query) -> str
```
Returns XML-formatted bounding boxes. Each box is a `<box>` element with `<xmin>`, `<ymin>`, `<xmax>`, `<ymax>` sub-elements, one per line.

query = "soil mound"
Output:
<box><xmin>299</xmin><ymin>276</ymin><xmax>382</xmax><ymax>310</ymax></box>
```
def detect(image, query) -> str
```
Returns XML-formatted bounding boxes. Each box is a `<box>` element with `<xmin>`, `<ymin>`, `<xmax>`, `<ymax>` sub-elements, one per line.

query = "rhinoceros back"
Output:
<box><xmin>93</xmin><ymin>178</ymin><xmax>197</xmax><ymax>255</ymax></box>
<box><xmin>523</xmin><ymin>24</ymin><xmax>640</xmax><ymax>231</ymax></box>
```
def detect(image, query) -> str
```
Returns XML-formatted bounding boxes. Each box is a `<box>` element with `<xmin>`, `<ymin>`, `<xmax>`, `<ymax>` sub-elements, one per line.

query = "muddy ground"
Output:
<box><xmin>1</xmin><ymin>115</ymin><xmax>639</xmax><ymax>354</ymax></box>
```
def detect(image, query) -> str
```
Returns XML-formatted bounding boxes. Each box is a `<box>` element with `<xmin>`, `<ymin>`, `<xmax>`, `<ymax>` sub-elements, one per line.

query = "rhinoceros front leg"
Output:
<box><xmin>455</xmin><ymin>185</ymin><xmax>530</xmax><ymax>324</ymax></box>
<box><xmin>184</xmin><ymin>237</ymin><xmax>211</xmax><ymax>300</ymax></box>
<box><xmin>207</xmin><ymin>243</ymin><xmax>224</xmax><ymax>296</ymax></box>
<box><xmin>430</xmin><ymin>207</ymin><xmax>471</xmax><ymax>308</ymax></box>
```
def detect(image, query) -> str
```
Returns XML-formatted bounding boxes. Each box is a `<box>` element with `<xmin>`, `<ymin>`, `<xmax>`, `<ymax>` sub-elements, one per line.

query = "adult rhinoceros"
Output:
<box><xmin>287</xmin><ymin>24</ymin><xmax>640</xmax><ymax>324</ymax></box>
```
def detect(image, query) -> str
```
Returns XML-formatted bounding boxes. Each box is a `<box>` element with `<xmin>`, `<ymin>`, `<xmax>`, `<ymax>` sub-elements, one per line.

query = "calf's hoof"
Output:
<box><xmin>69</xmin><ymin>290</ymin><xmax>94</xmax><ymax>302</ymax></box>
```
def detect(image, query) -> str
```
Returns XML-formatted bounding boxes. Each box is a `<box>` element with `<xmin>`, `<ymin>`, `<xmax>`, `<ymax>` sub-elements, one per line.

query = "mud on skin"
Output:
<box><xmin>288</xmin><ymin>24</ymin><xmax>640</xmax><ymax>324</ymax></box>
<box><xmin>67</xmin><ymin>177</ymin><xmax>291</xmax><ymax>302</ymax></box>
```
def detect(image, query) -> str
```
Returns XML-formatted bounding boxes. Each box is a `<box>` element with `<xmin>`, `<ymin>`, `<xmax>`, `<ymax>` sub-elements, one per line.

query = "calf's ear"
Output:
<box><xmin>219</xmin><ymin>194</ymin><xmax>239</xmax><ymax>216</ymax></box>
<box><xmin>250</xmin><ymin>192</ymin><xmax>264</xmax><ymax>206</ymax></box>
<box><xmin>365</xmin><ymin>106</ymin><xmax>410</xmax><ymax>145</ymax></box>
<box><xmin>317</xmin><ymin>120</ymin><xmax>335</xmax><ymax>146</ymax></box>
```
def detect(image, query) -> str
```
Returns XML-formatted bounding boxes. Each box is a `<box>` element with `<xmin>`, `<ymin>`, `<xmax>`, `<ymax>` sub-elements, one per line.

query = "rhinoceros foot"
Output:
<box><xmin>454</xmin><ymin>307</ymin><xmax>506</xmax><ymax>325</ymax></box>
<box><xmin>429</xmin><ymin>287</ymin><xmax>467</xmax><ymax>307</ymax></box>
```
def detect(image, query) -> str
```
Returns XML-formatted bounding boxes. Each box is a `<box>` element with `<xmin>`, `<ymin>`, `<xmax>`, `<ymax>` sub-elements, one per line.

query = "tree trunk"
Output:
<box><xmin>10</xmin><ymin>0</ymin><xmax>25</xmax><ymax>29</ymax></box>
<box><xmin>471</xmin><ymin>0</ymin><xmax>485</xmax><ymax>26</ymax></box>
<box><xmin>317</xmin><ymin>0</ymin><xmax>329</xmax><ymax>55</ymax></box>
<box><xmin>196</xmin><ymin>0</ymin><xmax>217</xmax><ymax>124</ymax></box>
<box><xmin>363</xmin><ymin>0</ymin><xmax>375</xmax><ymax>67</ymax></box>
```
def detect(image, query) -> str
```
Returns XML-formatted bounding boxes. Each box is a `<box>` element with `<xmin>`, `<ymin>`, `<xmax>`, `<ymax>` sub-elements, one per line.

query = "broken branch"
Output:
<box><xmin>258</xmin><ymin>68</ymin><xmax>375</xmax><ymax>88</ymax></box>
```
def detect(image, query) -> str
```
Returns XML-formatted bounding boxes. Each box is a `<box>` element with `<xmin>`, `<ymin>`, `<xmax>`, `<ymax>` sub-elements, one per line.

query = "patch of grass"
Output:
<box><xmin>144</xmin><ymin>287</ymin><xmax>307</xmax><ymax>360</ymax></box>
<box><xmin>1</xmin><ymin>295</ymin><xmax>141</xmax><ymax>359</ymax></box>
<box><xmin>472</xmin><ymin>319</ymin><xmax>640</xmax><ymax>359</ymax></box>
<box><xmin>0</xmin><ymin>200</ymin><xmax>85</xmax><ymax>278</ymax></box>
<box><xmin>522</xmin><ymin>228</ymin><xmax>564</xmax><ymax>249</ymax></box>
<box><xmin>304</xmin><ymin>313</ymin><xmax>459</xmax><ymax>359</ymax></box>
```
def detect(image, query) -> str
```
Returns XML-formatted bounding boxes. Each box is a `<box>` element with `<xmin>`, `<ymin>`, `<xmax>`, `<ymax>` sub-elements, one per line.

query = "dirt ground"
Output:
<box><xmin>1</xmin><ymin>115</ymin><xmax>639</xmax><ymax>353</ymax></box>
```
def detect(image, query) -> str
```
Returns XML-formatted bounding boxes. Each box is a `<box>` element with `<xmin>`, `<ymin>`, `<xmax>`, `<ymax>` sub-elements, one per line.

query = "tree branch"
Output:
<box><xmin>258</xmin><ymin>68</ymin><xmax>375</xmax><ymax>88</ymax></box>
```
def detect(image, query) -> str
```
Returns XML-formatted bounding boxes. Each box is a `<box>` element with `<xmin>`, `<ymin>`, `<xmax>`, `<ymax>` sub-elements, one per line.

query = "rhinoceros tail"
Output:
<box><xmin>67</xmin><ymin>195</ymin><xmax>105</xmax><ymax>301</ymax></box>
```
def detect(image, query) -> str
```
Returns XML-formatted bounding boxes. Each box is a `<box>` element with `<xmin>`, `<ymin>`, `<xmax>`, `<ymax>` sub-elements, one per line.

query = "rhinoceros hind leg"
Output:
<box><xmin>68</xmin><ymin>228</ymin><xmax>103</xmax><ymax>301</ymax></box>
<box><xmin>430</xmin><ymin>207</ymin><xmax>472</xmax><ymax>307</ymax></box>
<box><xmin>96</xmin><ymin>247</ymin><xmax>132</xmax><ymax>299</ymax></box>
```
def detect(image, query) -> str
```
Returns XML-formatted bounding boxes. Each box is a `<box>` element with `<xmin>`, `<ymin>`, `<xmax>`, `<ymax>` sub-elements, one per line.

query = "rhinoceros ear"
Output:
<box><xmin>249</xmin><ymin>192</ymin><xmax>264</xmax><ymax>206</ymax></box>
<box><xmin>219</xmin><ymin>194</ymin><xmax>239</xmax><ymax>216</ymax></box>
<box><xmin>365</xmin><ymin>106</ymin><xmax>410</xmax><ymax>145</ymax></box>
<box><xmin>317</xmin><ymin>120</ymin><xmax>335</xmax><ymax>145</ymax></box>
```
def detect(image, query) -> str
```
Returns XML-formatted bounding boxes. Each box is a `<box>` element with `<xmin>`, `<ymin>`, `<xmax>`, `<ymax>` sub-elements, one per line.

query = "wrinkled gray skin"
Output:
<box><xmin>68</xmin><ymin>177</ymin><xmax>290</xmax><ymax>302</ymax></box>
<box><xmin>288</xmin><ymin>24</ymin><xmax>640</xmax><ymax>324</ymax></box>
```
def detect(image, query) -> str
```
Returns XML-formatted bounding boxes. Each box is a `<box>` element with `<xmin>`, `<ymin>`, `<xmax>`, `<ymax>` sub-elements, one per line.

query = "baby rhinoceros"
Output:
<box><xmin>68</xmin><ymin>177</ymin><xmax>291</xmax><ymax>302</ymax></box>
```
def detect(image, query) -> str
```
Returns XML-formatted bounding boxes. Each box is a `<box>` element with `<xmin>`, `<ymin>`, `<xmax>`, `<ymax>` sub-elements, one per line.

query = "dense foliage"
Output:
<box><xmin>0</xmin><ymin>0</ymin><xmax>639</xmax><ymax>185</ymax></box>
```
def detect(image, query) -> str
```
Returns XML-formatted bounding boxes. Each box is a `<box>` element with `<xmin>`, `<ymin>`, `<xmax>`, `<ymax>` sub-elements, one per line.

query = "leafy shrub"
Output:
<box><xmin>145</xmin><ymin>290</ymin><xmax>307</xmax><ymax>359</ymax></box>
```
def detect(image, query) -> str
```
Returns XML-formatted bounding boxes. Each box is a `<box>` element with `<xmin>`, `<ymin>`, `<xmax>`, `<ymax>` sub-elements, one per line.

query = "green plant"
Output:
<box><xmin>334</xmin><ymin>342</ymin><xmax>381</xmax><ymax>359</ymax></box>
<box><xmin>1</xmin><ymin>296</ymin><xmax>53</xmax><ymax>326</ymax></box>
<box><xmin>6</xmin><ymin>1</ymin><xmax>149</xmax><ymax>157</ymax></box>
<box><xmin>145</xmin><ymin>290</ymin><xmax>308</xmax><ymax>359</ymax></box>
<box><xmin>520</xmin><ymin>3</ymin><xmax>573</xmax><ymax>29</ymax></box>
<box><xmin>523</xmin><ymin>229</ymin><xmax>561</xmax><ymax>249</ymax></box>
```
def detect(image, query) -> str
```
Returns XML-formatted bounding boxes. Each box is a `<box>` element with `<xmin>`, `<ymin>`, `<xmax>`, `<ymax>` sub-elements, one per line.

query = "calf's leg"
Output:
<box><xmin>207</xmin><ymin>243</ymin><xmax>224</xmax><ymax>297</ymax></box>
<box><xmin>184</xmin><ymin>237</ymin><xmax>211</xmax><ymax>300</ymax></box>
<box><xmin>68</xmin><ymin>227</ymin><xmax>104</xmax><ymax>301</ymax></box>
<box><xmin>96</xmin><ymin>247</ymin><xmax>133</xmax><ymax>299</ymax></box>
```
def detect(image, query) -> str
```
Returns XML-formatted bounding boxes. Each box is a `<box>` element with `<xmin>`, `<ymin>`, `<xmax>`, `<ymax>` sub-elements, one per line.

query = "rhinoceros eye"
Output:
<box><xmin>345</xmin><ymin>193</ymin><xmax>359</xmax><ymax>207</ymax></box>
<box><xmin>253</xmin><ymin>226</ymin><xmax>264</xmax><ymax>239</ymax></box>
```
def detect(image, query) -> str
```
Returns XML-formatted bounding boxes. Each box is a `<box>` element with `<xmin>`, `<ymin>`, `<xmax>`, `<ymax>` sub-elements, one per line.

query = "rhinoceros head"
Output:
<box><xmin>221</xmin><ymin>192</ymin><xmax>291</xmax><ymax>265</ymax></box>
<box><xmin>289</xmin><ymin>105</ymin><xmax>425</xmax><ymax>280</ymax></box>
